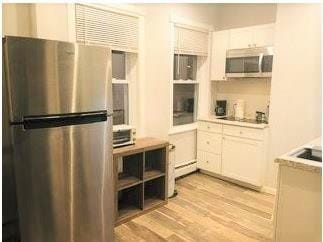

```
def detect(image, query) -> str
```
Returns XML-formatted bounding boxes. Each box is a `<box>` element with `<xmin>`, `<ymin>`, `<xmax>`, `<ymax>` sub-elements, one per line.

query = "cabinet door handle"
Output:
<box><xmin>206</xmin><ymin>160</ymin><xmax>209</xmax><ymax>163</ymax></box>
<box><xmin>206</xmin><ymin>141</ymin><xmax>210</xmax><ymax>144</ymax></box>
<box><xmin>248</xmin><ymin>44</ymin><xmax>251</xmax><ymax>48</ymax></box>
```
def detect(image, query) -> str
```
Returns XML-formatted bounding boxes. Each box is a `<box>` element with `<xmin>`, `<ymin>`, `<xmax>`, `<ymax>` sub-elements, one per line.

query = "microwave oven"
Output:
<box><xmin>225</xmin><ymin>46</ymin><xmax>274</xmax><ymax>78</ymax></box>
<box><xmin>113</xmin><ymin>125</ymin><xmax>136</xmax><ymax>148</ymax></box>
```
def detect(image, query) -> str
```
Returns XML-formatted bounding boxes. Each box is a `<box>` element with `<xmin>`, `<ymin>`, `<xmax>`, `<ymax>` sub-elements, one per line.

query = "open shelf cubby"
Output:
<box><xmin>144</xmin><ymin>148</ymin><xmax>166</xmax><ymax>181</ymax></box>
<box><xmin>117</xmin><ymin>153</ymin><xmax>143</xmax><ymax>191</ymax></box>
<box><xmin>144</xmin><ymin>176</ymin><xmax>166</xmax><ymax>210</ymax></box>
<box><xmin>117</xmin><ymin>183</ymin><xmax>143</xmax><ymax>221</ymax></box>
<box><xmin>114</xmin><ymin>138</ymin><xmax>168</xmax><ymax>225</ymax></box>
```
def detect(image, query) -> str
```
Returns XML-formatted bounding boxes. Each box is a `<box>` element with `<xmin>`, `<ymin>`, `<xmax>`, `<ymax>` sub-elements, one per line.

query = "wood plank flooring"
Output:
<box><xmin>115</xmin><ymin>172</ymin><xmax>275</xmax><ymax>242</ymax></box>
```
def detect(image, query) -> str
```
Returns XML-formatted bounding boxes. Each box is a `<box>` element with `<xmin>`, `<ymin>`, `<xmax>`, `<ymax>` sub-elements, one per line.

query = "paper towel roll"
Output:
<box><xmin>234</xmin><ymin>99</ymin><xmax>245</xmax><ymax>119</ymax></box>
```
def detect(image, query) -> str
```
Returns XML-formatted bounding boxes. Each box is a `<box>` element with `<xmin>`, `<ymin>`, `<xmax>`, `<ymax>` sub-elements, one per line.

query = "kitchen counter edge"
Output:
<box><xmin>198</xmin><ymin>117</ymin><xmax>269</xmax><ymax>129</ymax></box>
<box><xmin>275</xmin><ymin>137</ymin><xmax>322</xmax><ymax>173</ymax></box>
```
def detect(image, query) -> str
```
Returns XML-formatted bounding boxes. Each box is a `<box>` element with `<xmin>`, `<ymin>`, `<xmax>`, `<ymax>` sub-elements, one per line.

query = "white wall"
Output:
<box><xmin>2</xmin><ymin>3</ymin><xmax>35</xmax><ymax>37</ymax></box>
<box><xmin>212</xmin><ymin>79</ymin><xmax>271</xmax><ymax>118</ymax></box>
<box><xmin>267</xmin><ymin>4</ymin><xmax>321</xmax><ymax>188</ymax></box>
<box><xmin>138</xmin><ymin>3</ymin><xmax>218</xmax><ymax>27</ymax></box>
<box><xmin>216</xmin><ymin>4</ymin><xmax>277</xmax><ymax>30</ymax></box>
<box><xmin>2</xmin><ymin>3</ymin><xmax>70</xmax><ymax>41</ymax></box>
<box><xmin>138</xmin><ymin>4</ymin><xmax>172</xmax><ymax>139</ymax></box>
<box><xmin>33</xmin><ymin>4</ymin><xmax>69</xmax><ymax>41</ymax></box>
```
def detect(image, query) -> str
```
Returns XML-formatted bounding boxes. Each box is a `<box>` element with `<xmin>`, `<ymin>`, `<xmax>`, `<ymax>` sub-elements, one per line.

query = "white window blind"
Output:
<box><xmin>174</xmin><ymin>25</ymin><xmax>209</xmax><ymax>56</ymax></box>
<box><xmin>75</xmin><ymin>4</ymin><xmax>139</xmax><ymax>52</ymax></box>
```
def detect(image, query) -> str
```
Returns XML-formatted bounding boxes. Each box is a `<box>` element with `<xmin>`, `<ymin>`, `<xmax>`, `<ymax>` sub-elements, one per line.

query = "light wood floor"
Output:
<box><xmin>115</xmin><ymin>172</ymin><xmax>275</xmax><ymax>242</ymax></box>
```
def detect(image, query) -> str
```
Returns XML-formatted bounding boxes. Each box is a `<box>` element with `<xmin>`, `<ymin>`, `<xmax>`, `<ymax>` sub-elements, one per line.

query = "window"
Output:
<box><xmin>173</xmin><ymin>54</ymin><xmax>199</xmax><ymax>126</ymax></box>
<box><xmin>173</xmin><ymin>54</ymin><xmax>197</xmax><ymax>80</ymax></box>
<box><xmin>112</xmin><ymin>51</ymin><xmax>129</xmax><ymax>125</ymax></box>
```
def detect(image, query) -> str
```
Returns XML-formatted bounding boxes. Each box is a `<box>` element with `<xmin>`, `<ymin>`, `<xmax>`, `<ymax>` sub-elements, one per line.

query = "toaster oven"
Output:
<box><xmin>113</xmin><ymin>125</ymin><xmax>136</xmax><ymax>148</ymax></box>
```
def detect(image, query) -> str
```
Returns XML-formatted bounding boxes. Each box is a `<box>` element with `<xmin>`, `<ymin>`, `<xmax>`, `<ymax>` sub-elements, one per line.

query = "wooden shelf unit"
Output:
<box><xmin>113</xmin><ymin>137</ymin><xmax>169</xmax><ymax>225</ymax></box>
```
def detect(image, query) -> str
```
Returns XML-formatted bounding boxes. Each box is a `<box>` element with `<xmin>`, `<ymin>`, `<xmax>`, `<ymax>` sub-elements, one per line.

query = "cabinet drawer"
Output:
<box><xmin>197</xmin><ymin>150</ymin><xmax>221</xmax><ymax>174</ymax></box>
<box><xmin>198</xmin><ymin>121</ymin><xmax>222</xmax><ymax>133</ymax></box>
<box><xmin>223</xmin><ymin>125</ymin><xmax>264</xmax><ymax>140</ymax></box>
<box><xmin>197</xmin><ymin>131</ymin><xmax>222</xmax><ymax>154</ymax></box>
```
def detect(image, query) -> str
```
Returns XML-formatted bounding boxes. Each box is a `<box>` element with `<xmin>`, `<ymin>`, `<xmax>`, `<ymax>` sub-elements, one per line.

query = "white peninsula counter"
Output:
<box><xmin>274</xmin><ymin>137</ymin><xmax>321</xmax><ymax>242</ymax></box>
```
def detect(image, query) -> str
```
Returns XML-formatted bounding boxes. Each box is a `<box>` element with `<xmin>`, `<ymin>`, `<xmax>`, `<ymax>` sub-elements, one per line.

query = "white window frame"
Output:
<box><xmin>169</xmin><ymin>18</ymin><xmax>213</xmax><ymax>134</ymax></box>
<box><xmin>112</xmin><ymin>52</ymin><xmax>132</xmax><ymax>126</ymax></box>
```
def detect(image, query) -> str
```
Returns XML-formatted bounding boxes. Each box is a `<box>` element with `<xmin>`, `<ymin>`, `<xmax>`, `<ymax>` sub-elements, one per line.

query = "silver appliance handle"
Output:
<box><xmin>14</xmin><ymin>110</ymin><xmax>112</xmax><ymax>129</ymax></box>
<box><xmin>258</xmin><ymin>53</ymin><xmax>264</xmax><ymax>74</ymax></box>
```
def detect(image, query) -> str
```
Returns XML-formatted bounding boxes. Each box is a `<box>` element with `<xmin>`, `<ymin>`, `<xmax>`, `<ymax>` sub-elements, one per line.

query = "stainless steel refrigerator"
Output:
<box><xmin>3</xmin><ymin>36</ymin><xmax>114</xmax><ymax>242</ymax></box>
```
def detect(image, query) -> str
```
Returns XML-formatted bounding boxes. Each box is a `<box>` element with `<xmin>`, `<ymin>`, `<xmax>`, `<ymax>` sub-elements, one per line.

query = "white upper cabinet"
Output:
<box><xmin>229</xmin><ymin>27</ymin><xmax>254</xmax><ymax>49</ymax></box>
<box><xmin>210</xmin><ymin>30</ymin><xmax>230</xmax><ymax>81</ymax></box>
<box><xmin>229</xmin><ymin>23</ymin><xmax>275</xmax><ymax>49</ymax></box>
<box><xmin>252</xmin><ymin>24</ymin><xmax>275</xmax><ymax>47</ymax></box>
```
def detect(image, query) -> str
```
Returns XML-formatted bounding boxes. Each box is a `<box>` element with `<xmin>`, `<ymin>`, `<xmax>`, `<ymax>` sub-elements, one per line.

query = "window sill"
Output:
<box><xmin>113</xmin><ymin>124</ymin><xmax>133</xmax><ymax>130</ymax></box>
<box><xmin>173</xmin><ymin>80</ymin><xmax>199</xmax><ymax>84</ymax></box>
<box><xmin>168</xmin><ymin>123</ymin><xmax>197</xmax><ymax>135</ymax></box>
<box><xmin>112</xmin><ymin>79</ymin><xmax>128</xmax><ymax>84</ymax></box>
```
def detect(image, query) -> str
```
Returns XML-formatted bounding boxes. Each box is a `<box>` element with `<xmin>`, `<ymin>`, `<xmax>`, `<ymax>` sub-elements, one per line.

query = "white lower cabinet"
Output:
<box><xmin>222</xmin><ymin>135</ymin><xmax>264</xmax><ymax>186</ymax></box>
<box><xmin>197</xmin><ymin>131</ymin><xmax>222</xmax><ymax>154</ymax></box>
<box><xmin>197</xmin><ymin>128</ymin><xmax>222</xmax><ymax>175</ymax></box>
<box><xmin>197</xmin><ymin>151</ymin><xmax>221</xmax><ymax>174</ymax></box>
<box><xmin>197</xmin><ymin>121</ymin><xmax>267</xmax><ymax>188</ymax></box>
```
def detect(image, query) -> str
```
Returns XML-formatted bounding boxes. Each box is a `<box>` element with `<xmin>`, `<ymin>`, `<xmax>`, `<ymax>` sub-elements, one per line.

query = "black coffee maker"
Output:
<box><xmin>215</xmin><ymin>100</ymin><xmax>227</xmax><ymax>116</ymax></box>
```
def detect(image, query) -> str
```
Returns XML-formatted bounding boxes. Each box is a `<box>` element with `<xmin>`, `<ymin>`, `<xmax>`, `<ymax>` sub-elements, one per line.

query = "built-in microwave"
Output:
<box><xmin>225</xmin><ymin>46</ymin><xmax>274</xmax><ymax>78</ymax></box>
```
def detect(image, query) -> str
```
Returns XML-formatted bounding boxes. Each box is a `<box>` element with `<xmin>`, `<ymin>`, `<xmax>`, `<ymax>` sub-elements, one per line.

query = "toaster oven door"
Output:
<box><xmin>113</xmin><ymin>129</ymin><xmax>131</xmax><ymax>147</ymax></box>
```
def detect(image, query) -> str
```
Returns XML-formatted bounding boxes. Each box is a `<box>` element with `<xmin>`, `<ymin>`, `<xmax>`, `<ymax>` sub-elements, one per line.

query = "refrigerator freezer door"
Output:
<box><xmin>12</xmin><ymin>120</ymin><xmax>114</xmax><ymax>242</ymax></box>
<box><xmin>4</xmin><ymin>36</ymin><xmax>111</xmax><ymax>122</ymax></box>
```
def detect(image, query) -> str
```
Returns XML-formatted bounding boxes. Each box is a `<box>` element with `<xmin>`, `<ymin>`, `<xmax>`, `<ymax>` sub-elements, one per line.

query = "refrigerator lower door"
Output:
<box><xmin>12</xmin><ymin>120</ymin><xmax>114</xmax><ymax>242</ymax></box>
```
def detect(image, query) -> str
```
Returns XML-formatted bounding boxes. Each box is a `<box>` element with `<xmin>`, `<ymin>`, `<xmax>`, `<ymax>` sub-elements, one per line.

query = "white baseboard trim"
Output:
<box><xmin>261</xmin><ymin>186</ymin><xmax>277</xmax><ymax>195</ymax></box>
<box><xmin>200</xmin><ymin>170</ymin><xmax>260</xmax><ymax>191</ymax></box>
<box><xmin>175</xmin><ymin>162</ymin><xmax>197</xmax><ymax>178</ymax></box>
<box><xmin>200</xmin><ymin>170</ymin><xmax>277</xmax><ymax>195</ymax></box>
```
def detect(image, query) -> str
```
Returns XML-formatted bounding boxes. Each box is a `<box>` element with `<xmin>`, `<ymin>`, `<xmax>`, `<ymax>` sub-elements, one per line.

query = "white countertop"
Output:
<box><xmin>275</xmin><ymin>137</ymin><xmax>322</xmax><ymax>172</ymax></box>
<box><xmin>198</xmin><ymin>116</ymin><xmax>269</xmax><ymax>129</ymax></box>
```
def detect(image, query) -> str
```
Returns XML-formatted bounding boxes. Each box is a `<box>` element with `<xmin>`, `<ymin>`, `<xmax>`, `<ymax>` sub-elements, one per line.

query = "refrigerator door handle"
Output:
<box><xmin>18</xmin><ymin>110</ymin><xmax>111</xmax><ymax>130</ymax></box>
